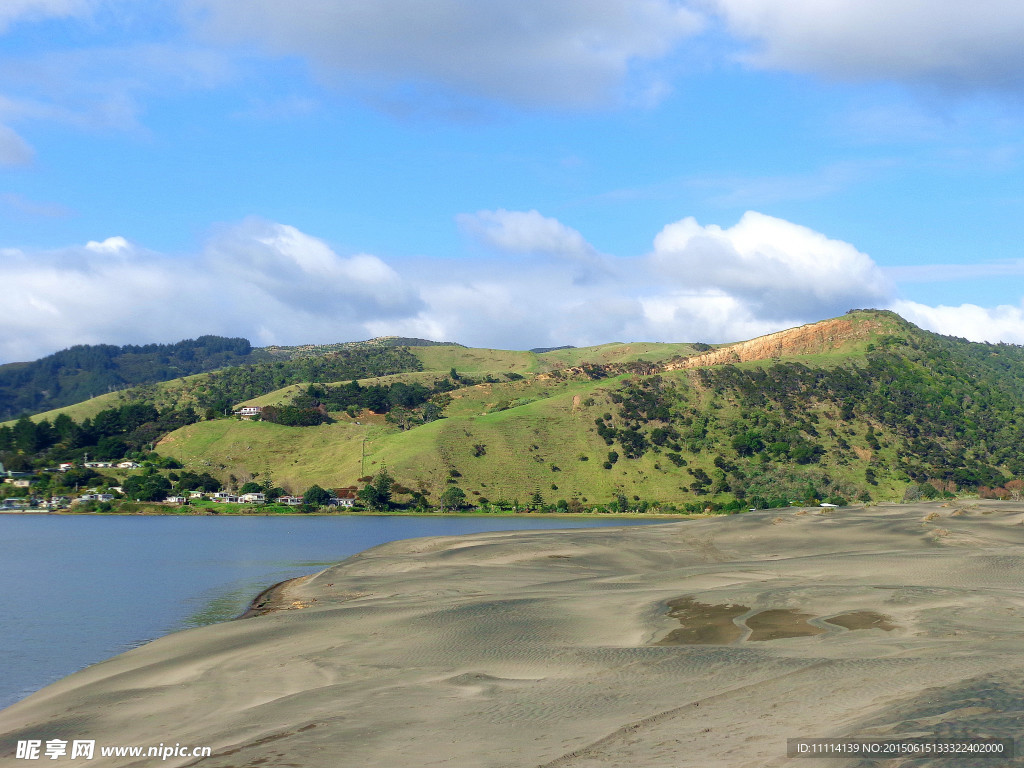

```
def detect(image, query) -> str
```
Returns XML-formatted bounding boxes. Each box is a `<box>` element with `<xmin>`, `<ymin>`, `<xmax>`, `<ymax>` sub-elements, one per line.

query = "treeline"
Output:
<box><xmin>0</xmin><ymin>336</ymin><xmax>254</xmax><ymax>419</ymax></box>
<box><xmin>0</xmin><ymin>402</ymin><xmax>200</xmax><ymax>471</ymax></box>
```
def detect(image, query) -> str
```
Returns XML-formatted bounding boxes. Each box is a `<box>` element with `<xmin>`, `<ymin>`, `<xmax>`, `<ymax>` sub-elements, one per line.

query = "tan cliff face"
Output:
<box><xmin>664</xmin><ymin>315</ymin><xmax>890</xmax><ymax>370</ymax></box>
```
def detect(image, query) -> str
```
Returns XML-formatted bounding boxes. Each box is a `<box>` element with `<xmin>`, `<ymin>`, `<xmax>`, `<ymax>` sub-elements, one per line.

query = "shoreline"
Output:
<box><xmin>4</xmin><ymin>499</ymin><xmax>1023</xmax><ymax>767</ymax></box>
<box><xmin>0</xmin><ymin>508</ymin><xmax>697</xmax><ymax>519</ymax></box>
<box><xmin>235</xmin><ymin>575</ymin><xmax>311</xmax><ymax>619</ymax></box>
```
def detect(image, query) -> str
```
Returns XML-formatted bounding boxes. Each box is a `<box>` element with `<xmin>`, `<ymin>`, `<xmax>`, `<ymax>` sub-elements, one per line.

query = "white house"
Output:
<box><xmin>85</xmin><ymin>461</ymin><xmax>113</xmax><ymax>468</ymax></box>
<box><xmin>58</xmin><ymin>463</ymin><xmax>74</xmax><ymax>472</ymax></box>
<box><xmin>117</xmin><ymin>461</ymin><xmax>141</xmax><ymax>469</ymax></box>
<box><xmin>188</xmin><ymin>491</ymin><xmax>205</xmax><ymax>499</ymax></box>
<box><xmin>278</xmin><ymin>496</ymin><xmax>303</xmax><ymax>506</ymax></box>
<box><xmin>235</xmin><ymin>406</ymin><xmax>262</xmax><ymax>418</ymax></box>
<box><xmin>239</xmin><ymin>492</ymin><xmax>266</xmax><ymax>504</ymax></box>
<box><xmin>77</xmin><ymin>493</ymin><xmax>114</xmax><ymax>502</ymax></box>
<box><xmin>165</xmin><ymin>496</ymin><xmax>188</xmax><ymax>504</ymax></box>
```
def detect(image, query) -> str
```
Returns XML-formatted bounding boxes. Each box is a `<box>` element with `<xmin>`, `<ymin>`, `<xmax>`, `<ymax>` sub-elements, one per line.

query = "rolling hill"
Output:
<box><xmin>6</xmin><ymin>309</ymin><xmax>1024</xmax><ymax>511</ymax></box>
<box><xmin>152</xmin><ymin>310</ymin><xmax>1024</xmax><ymax>509</ymax></box>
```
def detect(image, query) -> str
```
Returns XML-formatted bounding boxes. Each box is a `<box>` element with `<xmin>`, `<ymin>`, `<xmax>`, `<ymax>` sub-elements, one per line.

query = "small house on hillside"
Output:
<box><xmin>117</xmin><ymin>461</ymin><xmax>140</xmax><ymax>469</ymax></box>
<box><xmin>239</xmin><ymin>492</ymin><xmax>266</xmax><ymax>504</ymax></box>
<box><xmin>235</xmin><ymin>406</ymin><xmax>262</xmax><ymax>419</ymax></box>
<box><xmin>278</xmin><ymin>496</ymin><xmax>303</xmax><ymax>506</ymax></box>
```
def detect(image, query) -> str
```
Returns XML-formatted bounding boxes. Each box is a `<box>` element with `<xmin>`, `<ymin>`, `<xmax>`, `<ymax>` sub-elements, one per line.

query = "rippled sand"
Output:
<box><xmin>3</xmin><ymin>500</ymin><xmax>1024</xmax><ymax>767</ymax></box>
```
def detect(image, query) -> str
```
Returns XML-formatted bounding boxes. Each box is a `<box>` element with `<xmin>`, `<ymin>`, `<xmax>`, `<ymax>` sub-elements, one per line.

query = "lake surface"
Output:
<box><xmin>0</xmin><ymin>514</ymin><xmax>670</xmax><ymax>710</ymax></box>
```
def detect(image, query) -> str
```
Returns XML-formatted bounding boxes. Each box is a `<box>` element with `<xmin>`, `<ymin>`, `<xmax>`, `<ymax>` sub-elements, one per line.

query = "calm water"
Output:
<box><xmin>0</xmin><ymin>514</ymin><xmax>668</xmax><ymax>709</ymax></box>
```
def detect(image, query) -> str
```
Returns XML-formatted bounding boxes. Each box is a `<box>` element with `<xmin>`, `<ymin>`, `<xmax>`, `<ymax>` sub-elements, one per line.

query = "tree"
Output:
<box><xmin>302</xmin><ymin>484</ymin><xmax>333</xmax><ymax>507</ymax></box>
<box><xmin>123</xmin><ymin>473</ymin><xmax>171</xmax><ymax>502</ymax></box>
<box><xmin>439</xmin><ymin>486</ymin><xmax>466</xmax><ymax>511</ymax></box>
<box><xmin>358</xmin><ymin>467</ymin><xmax>394</xmax><ymax>511</ymax></box>
<box><xmin>12</xmin><ymin>416</ymin><xmax>40</xmax><ymax>453</ymax></box>
<box><xmin>239</xmin><ymin>481</ymin><xmax>263</xmax><ymax>494</ymax></box>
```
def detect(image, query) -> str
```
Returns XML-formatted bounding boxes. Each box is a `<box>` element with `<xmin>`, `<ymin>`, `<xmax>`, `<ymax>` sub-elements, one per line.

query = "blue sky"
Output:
<box><xmin>3</xmin><ymin>1</ymin><xmax>1024</xmax><ymax>363</ymax></box>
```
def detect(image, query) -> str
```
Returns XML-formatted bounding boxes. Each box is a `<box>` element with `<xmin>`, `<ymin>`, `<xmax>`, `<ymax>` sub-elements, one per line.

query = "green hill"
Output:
<box><xmin>6</xmin><ymin>309</ymin><xmax>1024</xmax><ymax>511</ymax></box>
<box><xmin>152</xmin><ymin>310</ymin><xmax>1024</xmax><ymax>509</ymax></box>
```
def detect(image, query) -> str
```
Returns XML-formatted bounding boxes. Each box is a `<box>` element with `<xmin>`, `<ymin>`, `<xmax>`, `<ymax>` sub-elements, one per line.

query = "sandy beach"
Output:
<box><xmin>2</xmin><ymin>500</ymin><xmax>1024</xmax><ymax>767</ymax></box>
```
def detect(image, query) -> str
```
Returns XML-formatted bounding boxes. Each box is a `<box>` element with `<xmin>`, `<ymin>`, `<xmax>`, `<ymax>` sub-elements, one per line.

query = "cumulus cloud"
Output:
<box><xmin>649</xmin><ymin>211</ymin><xmax>893</xmax><ymax>320</ymax></box>
<box><xmin>5</xmin><ymin>211</ymin><xmax>1024</xmax><ymax>364</ymax></box>
<box><xmin>0</xmin><ymin>219</ymin><xmax>423</xmax><ymax>363</ymax></box>
<box><xmin>891</xmin><ymin>300</ymin><xmax>1024</xmax><ymax>344</ymax></box>
<box><xmin>457</xmin><ymin>208</ymin><xmax>611</xmax><ymax>283</ymax></box>
<box><xmin>710</xmin><ymin>0</ymin><xmax>1024</xmax><ymax>91</ymax></box>
<box><xmin>458</xmin><ymin>209</ymin><xmax>595</xmax><ymax>258</ymax></box>
<box><xmin>183</xmin><ymin>0</ymin><xmax>703</xmax><ymax>108</ymax></box>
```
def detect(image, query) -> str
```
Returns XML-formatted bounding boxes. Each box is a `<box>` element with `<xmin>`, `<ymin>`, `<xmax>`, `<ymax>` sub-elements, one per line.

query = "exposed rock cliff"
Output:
<box><xmin>665</xmin><ymin>313</ymin><xmax>897</xmax><ymax>370</ymax></box>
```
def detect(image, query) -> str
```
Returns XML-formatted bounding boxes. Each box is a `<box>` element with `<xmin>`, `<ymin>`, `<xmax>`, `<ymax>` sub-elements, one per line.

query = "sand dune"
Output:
<box><xmin>3</xmin><ymin>501</ymin><xmax>1024</xmax><ymax>766</ymax></box>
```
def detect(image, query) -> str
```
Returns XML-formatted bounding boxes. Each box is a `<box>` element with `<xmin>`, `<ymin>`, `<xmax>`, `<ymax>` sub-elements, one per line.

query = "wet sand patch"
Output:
<box><xmin>823</xmin><ymin>610</ymin><xmax>897</xmax><ymax>632</ymax></box>
<box><xmin>745</xmin><ymin>608</ymin><xmax>825</xmax><ymax>641</ymax></box>
<box><xmin>655</xmin><ymin>597</ymin><xmax>748</xmax><ymax>645</ymax></box>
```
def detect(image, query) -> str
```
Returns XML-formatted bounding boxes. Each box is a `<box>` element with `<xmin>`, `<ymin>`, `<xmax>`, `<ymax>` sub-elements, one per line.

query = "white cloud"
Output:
<box><xmin>183</xmin><ymin>0</ymin><xmax>703</xmax><ymax>108</ymax></box>
<box><xmin>84</xmin><ymin>236</ymin><xmax>132</xmax><ymax>255</ymax></box>
<box><xmin>4</xmin><ymin>212</ymin><xmax>1024</xmax><ymax>364</ymax></box>
<box><xmin>650</xmin><ymin>211</ymin><xmax>893</xmax><ymax>320</ymax></box>
<box><xmin>891</xmin><ymin>300</ymin><xmax>1024</xmax><ymax>344</ymax></box>
<box><xmin>458</xmin><ymin>209</ymin><xmax>596</xmax><ymax>259</ymax></box>
<box><xmin>457</xmin><ymin>208</ymin><xmax>616</xmax><ymax>287</ymax></box>
<box><xmin>710</xmin><ymin>0</ymin><xmax>1024</xmax><ymax>91</ymax></box>
<box><xmin>0</xmin><ymin>219</ymin><xmax>423</xmax><ymax>363</ymax></box>
<box><xmin>0</xmin><ymin>123</ymin><xmax>33</xmax><ymax>165</ymax></box>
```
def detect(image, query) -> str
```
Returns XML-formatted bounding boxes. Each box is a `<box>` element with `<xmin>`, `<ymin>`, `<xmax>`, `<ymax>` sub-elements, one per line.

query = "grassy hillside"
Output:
<box><xmin>11</xmin><ymin>309</ymin><xmax>1024</xmax><ymax>512</ymax></box>
<box><xmin>153</xmin><ymin>310</ymin><xmax>1002</xmax><ymax>509</ymax></box>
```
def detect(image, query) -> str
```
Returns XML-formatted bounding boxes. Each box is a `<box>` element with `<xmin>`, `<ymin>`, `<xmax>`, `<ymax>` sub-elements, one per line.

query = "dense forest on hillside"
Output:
<box><xmin>591</xmin><ymin>328</ymin><xmax>1024</xmax><ymax>508</ymax></box>
<box><xmin>0</xmin><ymin>337</ymin><xmax>254</xmax><ymax>419</ymax></box>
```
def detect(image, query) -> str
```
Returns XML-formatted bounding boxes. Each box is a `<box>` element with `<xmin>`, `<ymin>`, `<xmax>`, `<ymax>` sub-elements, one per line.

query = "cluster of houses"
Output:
<box><xmin>165</xmin><ymin>487</ymin><xmax>359</xmax><ymax>507</ymax></box>
<box><xmin>2</xmin><ymin>453</ymin><xmax>361</xmax><ymax>509</ymax></box>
